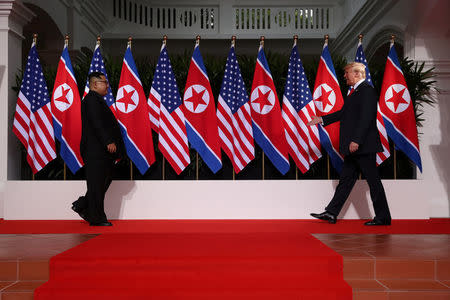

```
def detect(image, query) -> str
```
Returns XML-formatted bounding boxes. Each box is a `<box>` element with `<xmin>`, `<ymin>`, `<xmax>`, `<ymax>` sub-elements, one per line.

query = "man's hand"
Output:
<box><xmin>107</xmin><ymin>143</ymin><xmax>117</xmax><ymax>153</ymax></box>
<box><xmin>349</xmin><ymin>141</ymin><xmax>359</xmax><ymax>153</ymax></box>
<box><xmin>306</xmin><ymin>116</ymin><xmax>322</xmax><ymax>126</ymax></box>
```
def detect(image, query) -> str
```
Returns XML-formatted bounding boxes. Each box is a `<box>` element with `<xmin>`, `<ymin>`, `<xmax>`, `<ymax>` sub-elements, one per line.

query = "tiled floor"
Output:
<box><xmin>314</xmin><ymin>234</ymin><xmax>450</xmax><ymax>299</ymax></box>
<box><xmin>0</xmin><ymin>233</ymin><xmax>449</xmax><ymax>299</ymax></box>
<box><xmin>0</xmin><ymin>234</ymin><xmax>96</xmax><ymax>300</ymax></box>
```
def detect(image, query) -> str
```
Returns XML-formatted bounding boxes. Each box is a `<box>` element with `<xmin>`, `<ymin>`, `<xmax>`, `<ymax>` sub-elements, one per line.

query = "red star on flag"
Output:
<box><xmin>386</xmin><ymin>87</ymin><xmax>408</xmax><ymax>111</ymax></box>
<box><xmin>186</xmin><ymin>88</ymin><xmax>207</xmax><ymax>111</ymax></box>
<box><xmin>317</xmin><ymin>86</ymin><xmax>332</xmax><ymax>109</ymax></box>
<box><xmin>117</xmin><ymin>89</ymin><xmax>136</xmax><ymax>111</ymax></box>
<box><xmin>55</xmin><ymin>87</ymin><xmax>71</xmax><ymax>104</ymax></box>
<box><xmin>253</xmin><ymin>88</ymin><xmax>272</xmax><ymax>111</ymax></box>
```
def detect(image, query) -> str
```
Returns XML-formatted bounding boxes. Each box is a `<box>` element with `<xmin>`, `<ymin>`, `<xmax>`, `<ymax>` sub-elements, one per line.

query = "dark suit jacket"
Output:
<box><xmin>80</xmin><ymin>91</ymin><xmax>125</xmax><ymax>162</ymax></box>
<box><xmin>322</xmin><ymin>80</ymin><xmax>382</xmax><ymax>156</ymax></box>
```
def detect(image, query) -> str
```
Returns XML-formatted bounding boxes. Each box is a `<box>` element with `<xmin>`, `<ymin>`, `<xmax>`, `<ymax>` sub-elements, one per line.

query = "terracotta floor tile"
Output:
<box><xmin>1</xmin><ymin>291</ymin><xmax>34</xmax><ymax>300</ymax></box>
<box><xmin>335</xmin><ymin>249</ymin><xmax>374</xmax><ymax>259</ymax></box>
<box><xmin>439</xmin><ymin>280</ymin><xmax>450</xmax><ymax>288</ymax></box>
<box><xmin>352</xmin><ymin>290</ymin><xmax>389</xmax><ymax>300</ymax></box>
<box><xmin>388</xmin><ymin>291</ymin><xmax>450</xmax><ymax>300</ymax></box>
<box><xmin>0</xmin><ymin>261</ymin><xmax>17</xmax><ymax>281</ymax></box>
<box><xmin>378</xmin><ymin>279</ymin><xmax>449</xmax><ymax>290</ymax></box>
<box><xmin>343</xmin><ymin>258</ymin><xmax>375</xmax><ymax>279</ymax></box>
<box><xmin>2</xmin><ymin>281</ymin><xmax>46</xmax><ymax>292</ymax></box>
<box><xmin>346</xmin><ymin>279</ymin><xmax>386</xmax><ymax>290</ymax></box>
<box><xmin>18</xmin><ymin>261</ymin><xmax>49</xmax><ymax>280</ymax></box>
<box><xmin>0</xmin><ymin>281</ymin><xmax>16</xmax><ymax>291</ymax></box>
<box><xmin>376</xmin><ymin>259</ymin><xmax>435</xmax><ymax>279</ymax></box>
<box><xmin>436</xmin><ymin>260</ymin><xmax>450</xmax><ymax>280</ymax></box>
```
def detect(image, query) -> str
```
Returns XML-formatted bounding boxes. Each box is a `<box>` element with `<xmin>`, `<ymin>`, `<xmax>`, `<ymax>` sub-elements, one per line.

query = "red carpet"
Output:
<box><xmin>34</xmin><ymin>232</ymin><xmax>352</xmax><ymax>299</ymax></box>
<box><xmin>1</xmin><ymin>219</ymin><xmax>449</xmax><ymax>234</ymax></box>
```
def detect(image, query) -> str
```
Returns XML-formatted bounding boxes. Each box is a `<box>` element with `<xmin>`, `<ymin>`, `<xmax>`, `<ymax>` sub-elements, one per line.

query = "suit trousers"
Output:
<box><xmin>74</xmin><ymin>158</ymin><xmax>114</xmax><ymax>223</ymax></box>
<box><xmin>325</xmin><ymin>153</ymin><xmax>391</xmax><ymax>222</ymax></box>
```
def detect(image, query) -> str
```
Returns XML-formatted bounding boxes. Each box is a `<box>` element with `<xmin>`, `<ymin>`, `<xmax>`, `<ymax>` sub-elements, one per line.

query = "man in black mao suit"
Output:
<box><xmin>308</xmin><ymin>62</ymin><xmax>391</xmax><ymax>226</ymax></box>
<box><xmin>72</xmin><ymin>72</ymin><xmax>125</xmax><ymax>226</ymax></box>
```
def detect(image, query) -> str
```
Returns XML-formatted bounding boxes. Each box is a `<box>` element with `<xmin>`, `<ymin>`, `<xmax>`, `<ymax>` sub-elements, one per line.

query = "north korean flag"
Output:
<box><xmin>250</xmin><ymin>44</ymin><xmax>290</xmax><ymax>175</ymax></box>
<box><xmin>312</xmin><ymin>41</ymin><xmax>344</xmax><ymax>173</ymax></box>
<box><xmin>379</xmin><ymin>43</ymin><xmax>422</xmax><ymax>172</ymax></box>
<box><xmin>51</xmin><ymin>43</ymin><xmax>83</xmax><ymax>174</ymax></box>
<box><xmin>116</xmin><ymin>44</ymin><xmax>155</xmax><ymax>174</ymax></box>
<box><xmin>183</xmin><ymin>43</ymin><xmax>222</xmax><ymax>173</ymax></box>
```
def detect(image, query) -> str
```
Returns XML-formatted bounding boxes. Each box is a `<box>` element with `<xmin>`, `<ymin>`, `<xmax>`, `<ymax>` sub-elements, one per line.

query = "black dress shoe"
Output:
<box><xmin>310</xmin><ymin>211</ymin><xmax>337</xmax><ymax>224</ymax></box>
<box><xmin>364</xmin><ymin>219</ymin><xmax>391</xmax><ymax>226</ymax></box>
<box><xmin>89</xmin><ymin>222</ymin><xmax>113</xmax><ymax>226</ymax></box>
<box><xmin>71</xmin><ymin>205</ymin><xmax>89</xmax><ymax>222</ymax></box>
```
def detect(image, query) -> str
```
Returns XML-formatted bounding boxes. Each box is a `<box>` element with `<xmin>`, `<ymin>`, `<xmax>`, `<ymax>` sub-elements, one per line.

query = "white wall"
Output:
<box><xmin>4</xmin><ymin>180</ymin><xmax>430</xmax><ymax>220</ymax></box>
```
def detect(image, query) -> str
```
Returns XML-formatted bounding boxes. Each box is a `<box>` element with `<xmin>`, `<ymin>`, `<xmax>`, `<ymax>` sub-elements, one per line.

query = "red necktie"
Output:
<box><xmin>348</xmin><ymin>87</ymin><xmax>354</xmax><ymax>96</ymax></box>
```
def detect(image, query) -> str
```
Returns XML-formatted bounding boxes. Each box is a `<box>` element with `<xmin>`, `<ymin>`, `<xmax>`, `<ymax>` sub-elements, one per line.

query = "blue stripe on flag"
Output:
<box><xmin>53</xmin><ymin>117</ymin><xmax>82</xmax><ymax>174</ymax></box>
<box><xmin>61</xmin><ymin>47</ymin><xmax>75</xmax><ymax>76</ymax></box>
<box><xmin>257</xmin><ymin>47</ymin><xmax>272</xmax><ymax>75</ymax></box>
<box><xmin>186</xmin><ymin>123</ymin><xmax>222</xmax><ymax>174</ymax></box>
<box><xmin>192</xmin><ymin>46</ymin><xmax>208</xmax><ymax>77</ymax></box>
<box><xmin>253</xmin><ymin>121</ymin><xmax>290</xmax><ymax>175</ymax></box>
<box><xmin>318</xmin><ymin>125</ymin><xmax>343</xmax><ymax>173</ymax></box>
<box><xmin>388</xmin><ymin>46</ymin><xmax>403</xmax><ymax>71</ymax></box>
<box><xmin>119</xmin><ymin>124</ymin><xmax>150</xmax><ymax>175</ymax></box>
<box><xmin>124</xmin><ymin>47</ymin><xmax>141</xmax><ymax>80</ymax></box>
<box><xmin>320</xmin><ymin>46</ymin><xmax>339</xmax><ymax>79</ymax></box>
<box><xmin>382</xmin><ymin>117</ymin><xmax>422</xmax><ymax>172</ymax></box>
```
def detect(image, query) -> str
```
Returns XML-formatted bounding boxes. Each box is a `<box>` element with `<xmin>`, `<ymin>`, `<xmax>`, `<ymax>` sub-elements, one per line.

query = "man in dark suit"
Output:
<box><xmin>307</xmin><ymin>62</ymin><xmax>391</xmax><ymax>226</ymax></box>
<box><xmin>72</xmin><ymin>72</ymin><xmax>124</xmax><ymax>226</ymax></box>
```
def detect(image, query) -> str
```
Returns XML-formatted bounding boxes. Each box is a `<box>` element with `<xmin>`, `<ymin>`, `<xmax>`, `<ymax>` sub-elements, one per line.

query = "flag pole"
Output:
<box><xmin>358</xmin><ymin>33</ymin><xmax>363</xmax><ymax>43</ymax></box>
<box><xmin>63</xmin><ymin>34</ymin><xmax>70</xmax><ymax>180</ymax></box>
<box><xmin>31</xmin><ymin>34</ymin><xmax>39</xmax><ymax>181</ymax></box>
<box><xmin>294</xmin><ymin>34</ymin><xmax>299</xmax><ymax>180</ymax></box>
<box><xmin>390</xmin><ymin>34</ymin><xmax>397</xmax><ymax>179</ymax></box>
<box><xmin>126</xmin><ymin>36</ymin><xmax>134</xmax><ymax>180</ymax></box>
<box><xmin>323</xmin><ymin>34</ymin><xmax>331</xmax><ymax>180</ymax></box>
<box><xmin>161</xmin><ymin>35</ymin><xmax>168</xmax><ymax>180</ymax></box>
<box><xmin>260</xmin><ymin>36</ymin><xmax>265</xmax><ymax>180</ymax></box>
<box><xmin>193</xmin><ymin>35</ymin><xmax>200</xmax><ymax>180</ymax></box>
<box><xmin>231</xmin><ymin>35</ymin><xmax>237</xmax><ymax>180</ymax></box>
<box><xmin>97</xmin><ymin>35</ymin><xmax>101</xmax><ymax>46</ymax></box>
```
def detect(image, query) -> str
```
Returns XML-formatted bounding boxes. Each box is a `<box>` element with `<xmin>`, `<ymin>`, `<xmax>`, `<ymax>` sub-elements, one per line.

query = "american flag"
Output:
<box><xmin>282</xmin><ymin>42</ymin><xmax>321</xmax><ymax>173</ymax></box>
<box><xmin>83</xmin><ymin>44</ymin><xmax>116</xmax><ymax>115</ymax></box>
<box><xmin>354</xmin><ymin>41</ymin><xmax>390</xmax><ymax>166</ymax></box>
<box><xmin>147</xmin><ymin>43</ymin><xmax>190</xmax><ymax>174</ymax></box>
<box><xmin>217</xmin><ymin>44</ymin><xmax>254</xmax><ymax>173</ymax></box>
<box><xmin>13</xmin><ymin>42</ymin><xmax>56</xmax><ymax>174</ymax></box>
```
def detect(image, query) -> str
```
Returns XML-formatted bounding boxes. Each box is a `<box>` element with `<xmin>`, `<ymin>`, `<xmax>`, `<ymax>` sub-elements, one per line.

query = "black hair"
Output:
<box><xmin>88</xmin><ymin>72</ymin><xmax>106</xmax><ymax>85</ymax></box>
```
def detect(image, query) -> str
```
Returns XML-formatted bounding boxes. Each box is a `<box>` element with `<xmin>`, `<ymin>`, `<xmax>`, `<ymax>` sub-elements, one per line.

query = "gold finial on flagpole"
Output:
<box><xmin>195</xmin><ymin>35</ymin><xmax>201</xmax><ymax>46</ymax></box>
<box><xmin>32</xmin><ymin>33</ymin><xmax>38</xmax><ymax>46</ymax></box>
<box><xmin>358</xmin><ymin>34</ymin><xmax>363</xmax><ymax>43</ymax></box>
<box><xmin>64</xmin><ymin>34</ymin><xmax>69</xmax><ymax>47</ymax></box>
<box><xmin>96</xmin><ymin>35</ymin><xmax>101</xmax><ymax>46</ymax></box>
<box><xmin>390</xmin><ymin>34</ymin><xmax>395</xmax><ymax>44</ymax></box>
<box><xmin>231</xmin><ymin>35</ymin><xmax>236</xmax><ymax>47</ymax></box>
<box><xmin>260</xmin><ymin>36</ymin><xmax>265</xmax><ymax>47</ymax></box>
<box><xmin>293</xmin><ymin>35</ymin><xmax>298</xmax><ymax>46</ymax></box>
<box><xmin>163</xmin><ymin>35</ymin><xmax>168</xmax><ymax>45</ymax></box>
<box><xmin>324</xmin><ymin>34</ymin><xmax>329</xmax><ymax>45</ymax></box>
<box><xmin>128</xmin><ymin>36</ymin><xmax>132</xmax><ymax>48</ymax></box>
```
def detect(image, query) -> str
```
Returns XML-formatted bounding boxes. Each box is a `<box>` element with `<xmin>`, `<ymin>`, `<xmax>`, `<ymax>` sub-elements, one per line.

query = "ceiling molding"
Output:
<box><xmin>331</xmin><ymin>0</ymin><xmax>398</xmax><ymax>55</ymax></box>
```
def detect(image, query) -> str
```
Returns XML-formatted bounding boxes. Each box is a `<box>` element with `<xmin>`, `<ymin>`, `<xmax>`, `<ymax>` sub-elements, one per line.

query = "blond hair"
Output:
<box><xmin>344</xmin><ymin>62</ymin><xmax>366</xmax><ymax>79</ymax></box>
